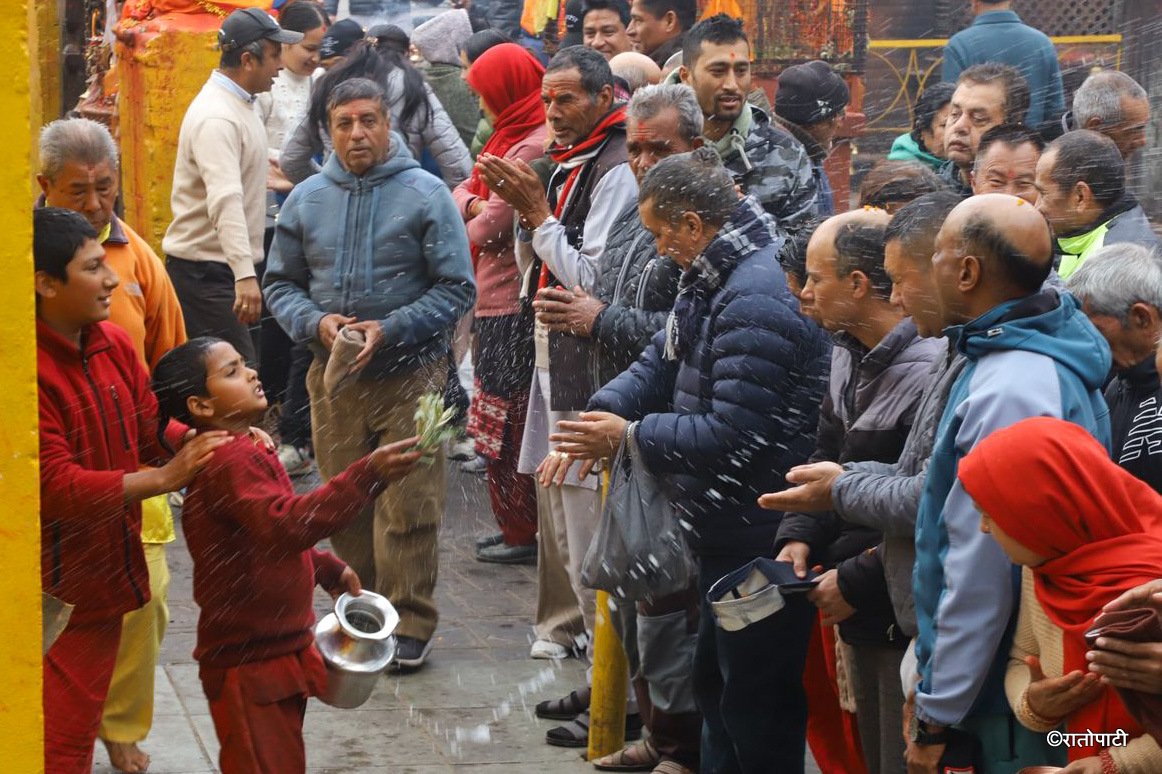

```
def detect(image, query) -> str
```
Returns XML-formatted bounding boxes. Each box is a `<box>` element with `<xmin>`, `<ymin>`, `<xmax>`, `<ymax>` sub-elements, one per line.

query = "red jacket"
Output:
<box><xmin>182</xmin><ymin>434</ymin><xmax>386</xmax><ymax>669</ymax></box>
<box><xmin>37</xmin><ymin>320</ymin><xmax>180</xmax><ymax>623</ymax></box>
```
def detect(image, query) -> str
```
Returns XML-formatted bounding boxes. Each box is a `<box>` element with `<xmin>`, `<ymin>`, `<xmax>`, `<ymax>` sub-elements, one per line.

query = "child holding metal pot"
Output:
<box><xmin>959</xmin><ymin>416</ymin><xmax>1162</xmax><ymax>774</ymax></box>
<box><xmin>152</xmin><ymin>337</ymin><xmax>422</xmax><ymax>774</ymax></box>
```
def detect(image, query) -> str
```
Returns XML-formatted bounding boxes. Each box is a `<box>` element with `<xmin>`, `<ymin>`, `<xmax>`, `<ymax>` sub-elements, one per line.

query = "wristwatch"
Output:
<box><xmin>908</xmin><ymin>714</ymin><xmax>949</xmax><ymax>746</ymax></box>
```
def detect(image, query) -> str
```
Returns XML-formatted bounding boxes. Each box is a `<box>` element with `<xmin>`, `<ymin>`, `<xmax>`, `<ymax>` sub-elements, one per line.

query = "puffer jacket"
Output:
<box><xmin>590</xmin><ymin>203</ymin><xmax>682</xmax><ymax>385</ymax></box>
<box><xmin>264</xmin><ymin>135</ymin><xmax>476</xmax><ymax>379</ymax></box>
<box><xmin>830</xmin><ymin>341</ymin><xmax>966</xmax><ymax>638</ymax></box>
<box><xmin>774</xmin><ymin>318</ymin><xmax>942</xmax><ymax>645</ymax></box>
<box><xmin>589</xmin><ymin>203</ymin><xmax>831</xmax><ymax>557</ymax></box>
<box><xmin>279</xmin><ymin>67</ymin><xmax>473</xmax><ymax>187</ymax></box>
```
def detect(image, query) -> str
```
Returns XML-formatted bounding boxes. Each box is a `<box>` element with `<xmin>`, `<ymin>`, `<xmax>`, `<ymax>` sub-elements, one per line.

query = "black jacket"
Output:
<box><xmin>774</xmin><ymin>319</ymin><xmax>942</xmax><ymax>645</ymax></box>
<box><xmin>1106</xmin><ymin>355</ymin><xmax>1162</xmax><ymax>494</ymax></box>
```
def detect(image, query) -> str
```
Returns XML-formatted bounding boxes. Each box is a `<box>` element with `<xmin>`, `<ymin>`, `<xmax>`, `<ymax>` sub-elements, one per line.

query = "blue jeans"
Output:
<box><xmin>694</xmin><ymin>553</ymin><xmax>815</xmax><ymax>774</ymax></box>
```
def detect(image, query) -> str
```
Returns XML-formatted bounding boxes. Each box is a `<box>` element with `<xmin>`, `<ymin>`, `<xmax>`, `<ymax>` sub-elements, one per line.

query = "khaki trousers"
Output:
<box><xmin>533</xmin><ymin>480</ymin><xmax>599</xmax><ymax>654</ymax></box>
<box><xmin>308</xmin><ymin>359</ymin><xmax>445</xmax><ymax>641</ymax></box>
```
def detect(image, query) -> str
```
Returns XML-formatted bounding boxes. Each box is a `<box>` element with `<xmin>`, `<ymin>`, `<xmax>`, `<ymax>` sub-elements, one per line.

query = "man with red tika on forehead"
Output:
<box><xmin>476</xmin><ymin>46</ymin><xmax>637</xmax><ymax>683</ymax></box>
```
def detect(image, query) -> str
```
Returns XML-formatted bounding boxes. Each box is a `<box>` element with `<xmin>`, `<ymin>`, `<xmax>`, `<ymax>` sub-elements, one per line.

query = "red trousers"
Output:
<box><xmin>44</xmin><ymin>617</ymin><xmax>122</xmax><ymax>774</ymax></box>
<box><xmin>805</xmin><ymin>616</ymin><xmax>869</xmax><ymax>774</ymax></box>
<box><xmin>486</xmin><ymin>407</ymin><xmax>537</xmax><ymax>547</ymax></box>
<box><xmin>201</xmin><ymin>647</ymin><xmax>327</xmax><ymax>774</ymax></box>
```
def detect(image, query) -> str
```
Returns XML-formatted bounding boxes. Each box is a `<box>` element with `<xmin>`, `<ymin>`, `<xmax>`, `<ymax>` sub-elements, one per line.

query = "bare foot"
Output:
<box><xmin>102</xmin><ymin>739</ymin><xmax>151</xmax><ymax>773</ymax></box>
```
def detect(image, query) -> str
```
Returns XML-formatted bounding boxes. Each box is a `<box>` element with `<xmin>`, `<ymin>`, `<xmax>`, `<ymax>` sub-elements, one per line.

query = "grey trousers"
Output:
<box><xmin>847</xmin><ymin>641</ymin><xmax>907</xmax><ymax>774</ymax></box>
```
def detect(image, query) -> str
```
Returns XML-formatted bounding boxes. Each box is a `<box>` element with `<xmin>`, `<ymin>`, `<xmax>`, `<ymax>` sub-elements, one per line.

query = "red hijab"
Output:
<box><xmin>959</xmin><ymin>416</ymin><xmax>1162</xmax><ymax>759</ymax></box>
<box><xmin>464</xmin><ymin>43</ymin><xmax>546</xmax><ymax>199</ymax></box>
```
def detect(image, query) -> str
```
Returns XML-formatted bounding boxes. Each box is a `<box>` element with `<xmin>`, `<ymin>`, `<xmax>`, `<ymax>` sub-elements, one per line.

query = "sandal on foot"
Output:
<box><xmin>536</xmin><ymin>686</ymin><xmax>592</xmax><ymax>720</ymax></box>
<box><xmin>592</xmin><ymin>739</ymin><xmax>660</xmax><ymax>771</ymax></box>
<box><xmin>651</xmin><ymin>761</ymin><xmax>697</xmax><ymax>774</ymax></box>
<box><xmin>545</xmin><ymin>710</ymin><xmax>643</xmax><ymax>748</ymax></box>
<box><xmin>546</xmin><ymin>710</ymin><xmax>590</xmax><ymax>748</ymax></box>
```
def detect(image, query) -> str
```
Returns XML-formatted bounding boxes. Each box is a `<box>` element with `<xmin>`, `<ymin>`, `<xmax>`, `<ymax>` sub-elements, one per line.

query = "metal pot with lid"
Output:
<box><xmin>314</xmin><ymin>591</ymin><xmax>399</xmax><ymax>708</ymax></box>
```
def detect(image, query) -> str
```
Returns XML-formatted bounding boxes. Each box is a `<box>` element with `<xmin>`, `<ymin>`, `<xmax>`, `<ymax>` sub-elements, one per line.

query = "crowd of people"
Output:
<box><xmin>33</xmin><ymin>0</ymin><xmax>1162</xmax><ymax>773</ymax></box>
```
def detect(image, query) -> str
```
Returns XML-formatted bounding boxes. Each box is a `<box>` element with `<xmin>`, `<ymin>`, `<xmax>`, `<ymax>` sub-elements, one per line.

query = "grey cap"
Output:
<box><xmin>218</xmin><ymin>8</ymin><xmax>303</xmax><ymax>52</ymax></box>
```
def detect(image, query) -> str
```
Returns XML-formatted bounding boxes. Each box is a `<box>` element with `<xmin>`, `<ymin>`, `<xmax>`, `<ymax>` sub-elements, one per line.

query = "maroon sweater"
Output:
<box><xmin>182</xmin><ymin>434</ymin><xmax>386</xmax><ymax>668</ymax></box>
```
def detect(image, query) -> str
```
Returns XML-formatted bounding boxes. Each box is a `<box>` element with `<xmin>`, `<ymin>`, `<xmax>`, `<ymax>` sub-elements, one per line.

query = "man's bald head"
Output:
<box><xmin>803</xmin><ymin>208</ymin><xmax>894</xmax><ymax>327</ymax></box>
<box><xmin>610</xmin><ymin>51</ymin><xmax>662</xmax><ymax>92</ymax></box>
<box><xmin>933</xmin><ymin>193</ymin><xmax>1053</xmax><ymax>322</ymax></box>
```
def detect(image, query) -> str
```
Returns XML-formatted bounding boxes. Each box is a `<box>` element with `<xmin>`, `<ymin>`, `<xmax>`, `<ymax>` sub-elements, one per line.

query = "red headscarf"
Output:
<box><xmin>464</xmin><ymin>43</ymin><xmax>546</xmax><ymax>200</ymax></box>
<box><xmin>958</xmin><ymin>416</ymin><xmax>1162</xmax><ymax>760</ymax></box>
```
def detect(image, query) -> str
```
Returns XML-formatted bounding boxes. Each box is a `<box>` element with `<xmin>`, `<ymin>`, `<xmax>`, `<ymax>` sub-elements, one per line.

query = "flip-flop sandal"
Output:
<box><xmin>535</xmin><ymin>686</ymin><xmax>592</xmax><ymax>720</ymax></box>
<box><xmin>544</xmin><ymin>710</ymin><xmax>643</xmax><ymax>748</ymax></box>
<box><xmin>591</xmin><ymin>738</ymin><xmax>660</xmax><ymax>771</ymax></box>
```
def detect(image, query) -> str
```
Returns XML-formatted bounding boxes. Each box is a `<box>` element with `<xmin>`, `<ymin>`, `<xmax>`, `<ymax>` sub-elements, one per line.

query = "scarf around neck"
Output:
<box><xmin>465</xmin><ymin>44</ymin><xmax>546</xmax><ymax>201</ymax></box>
<box><xmin>537</xmin><ymin>105</ymin><xmax>628</xmax><ymax>290</ymax></box>
<box><xmin>663</xmin><ymin>195</ymin><xmax>777</xmax><ymax>361</ymax></box>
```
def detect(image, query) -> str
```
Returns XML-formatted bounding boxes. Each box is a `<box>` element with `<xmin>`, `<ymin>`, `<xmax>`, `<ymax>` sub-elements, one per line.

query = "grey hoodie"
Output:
<box><xmin>263</xmin><ymin>133</ymin><xmax>476</xmax><ymax>379</ymax></box>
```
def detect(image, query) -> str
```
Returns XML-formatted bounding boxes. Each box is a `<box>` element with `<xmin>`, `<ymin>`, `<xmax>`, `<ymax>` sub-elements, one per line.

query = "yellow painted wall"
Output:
<box><xmin>118</xmin><ymin>17</ymin><xmax>220</xmax><ymax>252</ymax></box>
<box><xmin>29</xmin><ymin>0</ymin><xmax>60</xmax><ymax>165</ymax></box>
<box><xmin>1</xmin><ymin>2</ymin><xmax>44</xmax><ymax>771</ymax></box>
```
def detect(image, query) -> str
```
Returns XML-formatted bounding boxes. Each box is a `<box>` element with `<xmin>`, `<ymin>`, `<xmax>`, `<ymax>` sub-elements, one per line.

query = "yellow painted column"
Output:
<box><xmin>588</xmin><ymin>590</ymin><xmax>630</xmax><ymax>761</ymax></box>
<box><xmin>29</xmin><ymin>0</ymin><xmax>61</xmax><ymax>134</ymax></box>
<box><xmin>588</xmin><ymin>472</ymin><xmax>629</xmax><ymax>761</ymax></box>
<box><xmin>1</xmin><ymin>2</ymin><xmax>44</xmax><ymax>772</ymax></box>
<box><xmin>117</xmin><ymin>14</ymin><xmax>221</xmax><ymax>252</ymax></box>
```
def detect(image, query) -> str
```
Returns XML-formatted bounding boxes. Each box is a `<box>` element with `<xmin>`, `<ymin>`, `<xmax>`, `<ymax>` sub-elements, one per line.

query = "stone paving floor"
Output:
<box><xmin>91</xmin><ymin>459</ymin><xmax>822</xmax><ymax>773</ymax></box>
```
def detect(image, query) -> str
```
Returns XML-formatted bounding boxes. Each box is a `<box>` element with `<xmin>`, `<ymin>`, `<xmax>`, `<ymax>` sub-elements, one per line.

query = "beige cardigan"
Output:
<box><xmin>1005</xmin><ymin>568</ymin><xmax>1162</xmax><ymax>772</ymax></box>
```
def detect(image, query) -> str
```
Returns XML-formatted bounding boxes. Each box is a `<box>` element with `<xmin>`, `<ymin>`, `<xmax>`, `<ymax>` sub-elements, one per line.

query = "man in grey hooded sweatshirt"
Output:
<box><xmin>264</xmin><ymin>78</ymin><xmax>476</xmax><ymax>672</ymax></box>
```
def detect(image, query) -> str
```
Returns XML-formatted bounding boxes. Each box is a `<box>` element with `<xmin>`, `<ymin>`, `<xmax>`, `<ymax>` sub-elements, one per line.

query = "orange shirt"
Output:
<box><xmin>104</xmin><ymin>216</ymin><xmax>187</xmax><ymax>372</ymax></box>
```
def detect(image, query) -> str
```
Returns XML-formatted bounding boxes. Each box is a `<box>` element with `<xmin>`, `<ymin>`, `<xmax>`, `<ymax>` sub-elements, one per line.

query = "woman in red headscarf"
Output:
<box><xmin>959</xmin><ymin>416</ymin><xmax>1162</xmax><ymax>773</ymax></box>
<box><xmin>452</xmin><ymin>43</ymin><xmax>549</xmax><ymax>564</ymax></box>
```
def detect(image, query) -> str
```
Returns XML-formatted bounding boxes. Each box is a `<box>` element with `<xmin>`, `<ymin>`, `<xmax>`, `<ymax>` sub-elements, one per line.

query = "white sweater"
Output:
<box><xmin>255</xmin><ymin>69</ymin><xmax>316</xmax><ymax>161</ymax></box>
<box><xmin>162</xmin><ymin>75</ymin><xmax>267</xmax><ymax>280</ymax></box>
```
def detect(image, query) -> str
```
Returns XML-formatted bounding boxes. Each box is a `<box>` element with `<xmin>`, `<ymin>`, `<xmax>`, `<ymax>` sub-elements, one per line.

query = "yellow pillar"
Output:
<box><xmin>1</xmin><ymin>2</ymin><xmax>44</xmax><ymax>772</ymax></box>
<box><xmin>28</xmin><ymin>0</ymin><xmax>61</xmax><ymax>158</ymax></box>
<box><xmin>588</xmin><ymin>590</ymin><xmax>630</xmax><ymax>761</ymax></box>
<box><xmin>117</xmin><ymin>14</ymin><xmax>221</xmax><ymax>252</ymax></box>
<box><xmin>588</xmin><ymin>470</ymin><xmax>630</xmax><ymax>761</ymax></box>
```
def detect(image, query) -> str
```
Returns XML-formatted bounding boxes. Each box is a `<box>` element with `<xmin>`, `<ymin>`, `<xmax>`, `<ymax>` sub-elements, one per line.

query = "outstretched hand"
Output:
<box><xmin>550</xmin><ymin>412</ymin><xmax>627</xmax><ymax>460</ymax></box>
<box><xmin>1025</xmin><ymin>656</ymin><xmax>1103</xmax><ymax>721</ymax></box>
<box><xmin>757</xmin><ymin>461</ymin><xmax>843</xmax><ymax>512</ymax></box>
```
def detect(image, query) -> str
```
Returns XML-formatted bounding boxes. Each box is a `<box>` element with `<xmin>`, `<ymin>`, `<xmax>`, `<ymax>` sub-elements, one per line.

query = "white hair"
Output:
<box><xmin>1073</xmin><ymin>70</ymin><xmax>1148</xmax><ymax>129</ymax></box>
<box><xmin>1067</xmin><ymin>243</ymin><xmax>1162</xmax><ymax>323</ymax></box>
<box><xmin>39</xmin><ymin>118</ymin><xmax>119</xmax><ymax>180</ymax></box>
<box><xmin>627</xmin><ymin>83</ymin><xmax>704</xmax><ymax>142</ymax></box>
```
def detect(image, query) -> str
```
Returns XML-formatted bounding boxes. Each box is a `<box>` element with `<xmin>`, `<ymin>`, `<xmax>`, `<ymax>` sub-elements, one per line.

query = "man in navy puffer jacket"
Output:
<box><xmin>552</xmin><ymin>148</ymin><xmax>831</xmax><ymax>773</ymax></box>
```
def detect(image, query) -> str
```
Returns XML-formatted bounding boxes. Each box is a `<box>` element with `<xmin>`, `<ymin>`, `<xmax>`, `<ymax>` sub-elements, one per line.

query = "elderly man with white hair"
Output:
<box><xmin>1068</xmin><ymin>243</ymin><xmax>1162</xmax><ymax>493</ymax></box>
<box><xmin>1068</xmin><ymin>69</ymin><xmax>1151</xmax><ymax>161</ymax></box>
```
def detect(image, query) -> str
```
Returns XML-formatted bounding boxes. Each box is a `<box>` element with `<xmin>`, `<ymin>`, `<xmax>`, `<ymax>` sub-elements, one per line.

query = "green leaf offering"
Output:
<box><xmin>413</xmin><ymin>392</ymin><xmax>458</xmax><ymax>462</ymax></box>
